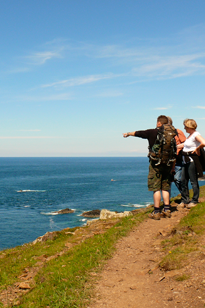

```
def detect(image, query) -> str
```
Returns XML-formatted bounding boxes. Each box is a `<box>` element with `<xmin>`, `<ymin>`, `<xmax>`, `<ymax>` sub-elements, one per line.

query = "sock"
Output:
<box><xmin>154</xmin><ymin>207</ymin><xmax>160</xmax><ymax>214</ymax></box>
<box><xmin>164</xmin><ymin>204</ymin><xmax>170</xmax><ymax>212</ymax></box>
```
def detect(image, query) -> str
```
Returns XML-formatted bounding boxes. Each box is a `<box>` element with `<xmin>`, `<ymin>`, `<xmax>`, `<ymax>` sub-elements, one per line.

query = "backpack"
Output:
<box><xmin>199</xmin><ymin>148</ymin><xmax>205</xmax><ymax>172</ymax></box>
<box><xmin>149</xmin><ymin>124</ymin><xmax>177</xmax><ymax>166</ymax></box>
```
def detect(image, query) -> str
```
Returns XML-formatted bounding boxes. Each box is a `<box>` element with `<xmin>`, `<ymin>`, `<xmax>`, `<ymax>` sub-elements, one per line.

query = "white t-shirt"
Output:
<box><xmin>183</xmin><ymin>131</ymin><xmax>200</xmax><ymax>163</ymax></box>
<box><xmin>183</xmin><ymin>131</ymin><xmax>200</xmax><ymax>152</ymax></box>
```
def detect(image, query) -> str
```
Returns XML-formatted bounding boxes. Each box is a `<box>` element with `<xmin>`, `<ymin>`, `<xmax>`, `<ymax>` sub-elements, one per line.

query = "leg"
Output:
<box><xmin>153</xmin><ymin>190</ymin><xmax>161</xmax><ymax>208</ymax></box>
<box><xmin>160</xmin><ymin>165</ymin><xmax>172</xmax><ymax>218</ymax></box>
<box><xmin>188</xmin><ymin>161</ymin><xmax>199</xmax><ymax>203</ymax></box>
<box><xmin>174</xmin><ymin>164</ymin><xmax>183</xmax><ymax>194</ymax></box>
<box><xmin>181</xmin><ymin>164</ymin><xmax>190</xmax><ymax>204</ymax></box>
<box><xmin>162</xmin><ymin>190</ymin><xmax>170</xmax><ymax>205</ymax></box>
<box><xmin>148</xmin><ymin>163</ymin><xmax>161</xmax><ymax>219</ymax></box>
<box><xmin>148</xmin><ymin>190</ymin><xmax>161</xmax><ymax>219</ymax></box>
<box><xmin>160</xmin><ymin>164</ymin><xmax>172</xmax><ymax>206</ymax></box>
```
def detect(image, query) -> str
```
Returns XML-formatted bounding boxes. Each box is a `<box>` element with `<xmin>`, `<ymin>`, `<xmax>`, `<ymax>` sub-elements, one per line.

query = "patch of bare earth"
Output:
<box><xmin>89</xmin><ymin>204</ymin><xmax>205</xmax><ymax>308</ymax></box>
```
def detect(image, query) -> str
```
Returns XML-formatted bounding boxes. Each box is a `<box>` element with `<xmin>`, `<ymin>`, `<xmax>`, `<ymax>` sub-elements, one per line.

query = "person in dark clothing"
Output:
<box><xmin>177</xmin><ymin>119</ymin><xmax>205</xmax><ymax>209</ymax></box>
<box><xmin>167</xmin><ymin>117</ymin><xmax>186</xmax><ymax>207</ymax></box>
<box><xmin>123</xmin><ymin>115</ymin><xmax>173</xmax><ymax>220</ymax></box>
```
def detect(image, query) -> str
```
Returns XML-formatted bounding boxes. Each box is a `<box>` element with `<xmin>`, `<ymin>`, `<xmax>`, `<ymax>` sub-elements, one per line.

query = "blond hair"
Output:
<box><xmin>183</xmin><ymin>119</ymin><xmax>197</xmax><ymax>129</ymax></box>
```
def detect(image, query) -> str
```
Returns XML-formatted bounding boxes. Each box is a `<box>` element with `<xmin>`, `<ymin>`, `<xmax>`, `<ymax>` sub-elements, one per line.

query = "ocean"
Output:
<box><xmin>0</xmin><ymin>157</ymin><xmax>183</xmax><ymax>250</ymax></box>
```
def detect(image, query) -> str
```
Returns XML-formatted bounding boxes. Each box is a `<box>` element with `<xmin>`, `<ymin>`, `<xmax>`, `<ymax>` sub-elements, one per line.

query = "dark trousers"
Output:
<box><xmin>181</xmin><ymin>161</ymin><xmax>199</xmax><ymax>204</ymax></box>
<box><xmin>174</xmin><ymin>163</ymin><xmax>183</xmax><ymax>194</ymax></box>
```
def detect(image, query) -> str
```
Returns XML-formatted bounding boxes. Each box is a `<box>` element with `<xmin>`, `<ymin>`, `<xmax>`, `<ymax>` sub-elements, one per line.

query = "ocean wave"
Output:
<box><xmin>40</xmin><ymin>212</ymin><xmax>59</xmax><ymax>216</ymax></box>
<box><xmin>121</xmin><ymin>203</ymin><xmax>150</xmax><ymax>208</ymax></box>
<box><xmin>17</xmin><ymin>190</ymin><xmax>46</xmax><ymax>193</ymax></box>
<box><xmin>77</xmin><ymin>213</ymin><xmax>84</xmax><ymax>217</ymax></box>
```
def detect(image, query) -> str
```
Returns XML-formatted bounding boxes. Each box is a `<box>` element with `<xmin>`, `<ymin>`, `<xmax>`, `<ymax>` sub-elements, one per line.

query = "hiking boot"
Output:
<box><xmin>148</xmin><ymin>211</ymin><xmax>161</xmax><ymax>220</ymax></box>
<box><xmin>177</xmin><ymin>202</ymin><xmax>188</xmax><ymax>209</ymax></box>
<box><xmin>160</xmin><ymin>210</ymin><xmax>171</xmax><ymax>218</ymax></box>
<box><xmin>187</xmin><ymin>202</ymin><xmax>198</xmax><ymax>209</ymax></box>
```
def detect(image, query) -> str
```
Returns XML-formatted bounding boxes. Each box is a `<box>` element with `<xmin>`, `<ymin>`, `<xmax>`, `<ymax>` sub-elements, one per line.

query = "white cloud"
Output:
<box><xmin>0</xmin><ymin>136</ymin><xmax>57</xmax><ymax>139</ymax></box>
<box><xmin>18</xmin><ymin>129</ymin><xmax>41</xmax><ymax>132</ymax></box>
<box><xmin>94</xmin><ymin>44</ymin><xmax>146</xmax><ymax>59</ymax></box>
<box><xmin>6</xmin><ymin>24</ymin><xmax>205</xmax><ymax>84</ymax></box>
<box><xmin>153</xmin><ymin>106</ymin><xmax>172</xmax><ymax>110</ymax></box>
<box><xmin>97</xmin><ymin>90</ymin><xmax>123</xmax><ymax>97</ymax></box>
<box><xmin>6</xmin><ymin>43</ymin><xmax>64</xmax><ymax>74</ymax></box>
<box><xmin>26</xmin><ymin>51</ymin><xmax>61</xmax><ymax>65</ymax></box>
<box><xmin>7</xmin><ymin>67</ymin><xmax>30</xmax><ymax>74</ymax></box>
<box><xmin>73</xmin><ymin>25</ymin><xmax>205</xmax><ymax>80</ymax></box>
<box><xmin>38</xmin><ymin>28</ymin><xmax>205</xmax><ymax>88</ymax></box>
<box><xmin>134</xmin><ymin>54</ymin><xmax>205</xmax><ymax>78</ymax></box>
<box><xmin>16</xmin><ymin>93</ymin><xmax>72</xmax><ymax>102</ymax></box>
<box><xmin>194</xmin><ymin>106</ymin><xmax>205</xmax><ymax>109</ymax></box>
<box><xmin>41</xmin><ymin>73</ymin><xmax>120</xmax><ymax>88</ymax></box>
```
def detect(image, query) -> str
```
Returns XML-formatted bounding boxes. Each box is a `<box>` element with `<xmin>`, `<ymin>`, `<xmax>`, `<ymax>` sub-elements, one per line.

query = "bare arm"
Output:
<box><xmin>177</xmin><ymin>143</ymin><xmax>184</xmax><ymax>150</ymax></box>
<box><xmin>123</xmin><ymin>131</ymin><xmax>136</xmax><ymax>138</ymax></box>
<box><xmin>192</xmin><ymin>134</ymin><xmax>205</xmax><ymax>155</ymax></box>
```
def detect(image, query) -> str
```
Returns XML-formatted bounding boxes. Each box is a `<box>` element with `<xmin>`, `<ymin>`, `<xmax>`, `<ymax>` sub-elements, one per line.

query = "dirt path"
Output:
<box><xmin>89</xmin><ymin>206</ymin><xmax>205</xmax><ymax>308</ymax></box>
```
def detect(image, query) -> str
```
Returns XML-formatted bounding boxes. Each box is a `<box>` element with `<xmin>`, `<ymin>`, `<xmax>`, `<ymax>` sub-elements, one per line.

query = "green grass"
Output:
<box><xmin>20</xmin><ymin>213</ymin><xmax>146</xmax><ymax>308</ymax></box>
<box><xmin>0</xmin><ymin>209</ymin><xmax>150</xmax><ymax>308</ymax></box>
<box><xmin>0</xmin><ymin>231</ymin><xmax>73</xmax><ymax>289</ymax></box>
<box><xmin>175</xmin><ymin>274</ymin><xmax>190</xmax><ymax>281</ymax></box>
<box><xmin>160</xmin><ymin>186</ymin><xmax>205</xmax><ymax>271</ymax></box>
<box><xmin>2</xmin><ymin>185</ymin><xmax>205</xmax><ymax>307</ymax></box>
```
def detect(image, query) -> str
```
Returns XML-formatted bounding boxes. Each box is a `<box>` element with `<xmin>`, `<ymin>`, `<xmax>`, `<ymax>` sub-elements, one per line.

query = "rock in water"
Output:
<box><xmin>54</xmin><ymin>208</ymin><xmax>74</xmax><ymax>214</ymax></box>
<box><xmin>82</xmin><ymin>210</ymin><xmax>101</xmax><ymax>217</ymax></box>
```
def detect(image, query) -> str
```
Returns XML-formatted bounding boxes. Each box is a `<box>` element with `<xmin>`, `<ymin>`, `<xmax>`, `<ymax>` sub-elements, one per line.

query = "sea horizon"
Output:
<box><xmin>0</xmin><ymin>157</ymin><xmax>194</xmax><ymax>250</ymax></box>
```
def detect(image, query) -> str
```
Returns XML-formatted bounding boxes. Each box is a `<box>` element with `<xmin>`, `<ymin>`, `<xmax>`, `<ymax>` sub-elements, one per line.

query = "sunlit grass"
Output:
<box><xmin>0</xmin><ymin>209</ymin><xmax>150</xmax><ymax>308</ymax></box>
<box><xmin>160</xmin><ymin>186</ymin><xmax>205</xmax><ymax>271</ymax></box>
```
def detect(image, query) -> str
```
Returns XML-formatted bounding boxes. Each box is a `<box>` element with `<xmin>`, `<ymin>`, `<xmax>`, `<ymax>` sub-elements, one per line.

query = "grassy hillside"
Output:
<box><xmin>0</xmin><ymin>208</ymin><xmax>149</xmax><ymax>307</ymax></box>
<box><xmin>1</xmin><ymin>186</ymin><xmax>205</xmax><ymax>307</ymax></box>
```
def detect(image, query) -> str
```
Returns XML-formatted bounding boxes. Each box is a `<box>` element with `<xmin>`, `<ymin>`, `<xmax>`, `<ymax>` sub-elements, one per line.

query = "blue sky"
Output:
<box><xmin>1</xmin><ymin>0</ymin><xmax>205</xmax><ymax>156</ymax></box>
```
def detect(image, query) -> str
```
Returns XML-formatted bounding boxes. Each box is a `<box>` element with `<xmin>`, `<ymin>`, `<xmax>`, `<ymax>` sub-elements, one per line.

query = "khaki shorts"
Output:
<box><xmin>148</xmin><ymin>162</ymin><xmax>172</xmax><ymax>192</ymax></box>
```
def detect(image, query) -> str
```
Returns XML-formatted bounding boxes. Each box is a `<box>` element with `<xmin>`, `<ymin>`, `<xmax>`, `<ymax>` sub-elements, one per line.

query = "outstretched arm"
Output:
<box><xmin>123</xmin><ymin>131</ymin><xmax>136</xmax><ymax>138</ymax></box>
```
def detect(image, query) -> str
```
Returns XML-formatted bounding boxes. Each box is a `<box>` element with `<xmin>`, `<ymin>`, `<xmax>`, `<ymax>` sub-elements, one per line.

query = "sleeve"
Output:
<box><xmin>177</xmin><ymin>129</ymin><xmax>186</xmax><ymax>143</ymax></box>
<box><xmin>134</xmin><ymin>129</ymin><xmax>153</xmax><ymax>139</ymax></box>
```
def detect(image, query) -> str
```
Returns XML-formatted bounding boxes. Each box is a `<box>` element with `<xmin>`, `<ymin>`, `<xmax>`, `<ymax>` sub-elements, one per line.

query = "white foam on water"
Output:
<box><xmin>77</xmin><ymin>212</ymin><xmax>84</xmax><ymax>216</ymax></box>
<box><xmin>121</xmin><ymin>203</ymin><xmax>150</xmax><ymax>208</ymax></box>
<box><xmin>121</xmin><ymin>203</ymin><xmax>142</xmax><ymax>207</ymax></box>
<box><xmin>133</xmin><ymin>203</ymin><xmax>151</xmax><ymax>207</ymax></box>
<box><xmin>132</xmin><ymin>204</ymin><xmax>144</xmax><ymax>208</ymax></box>
<box><xmin>40</xmin><ymin>212</ymin><xmax>59</xmax><ymax>216</ymax></box>
<box><xmin>17</xmin><ymin>190</ymin><xmax>46</xmax><ymax>193</ymax></box>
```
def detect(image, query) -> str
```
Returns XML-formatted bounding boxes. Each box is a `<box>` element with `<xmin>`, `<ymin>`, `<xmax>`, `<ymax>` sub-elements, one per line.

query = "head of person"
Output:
<box><xmin>183</xmin><ymin>119</ymin><xmax>197</xmax><ymax>131</ymax></box>
<box><xmin>156</xmin><ymin>115</ymin><xmax>168</xmax><ymax>127</ymax></box>
<box><xmin>167</xmin><ymin>116</ymin><xmax>173</xmax><ymax>125</ymax></box>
